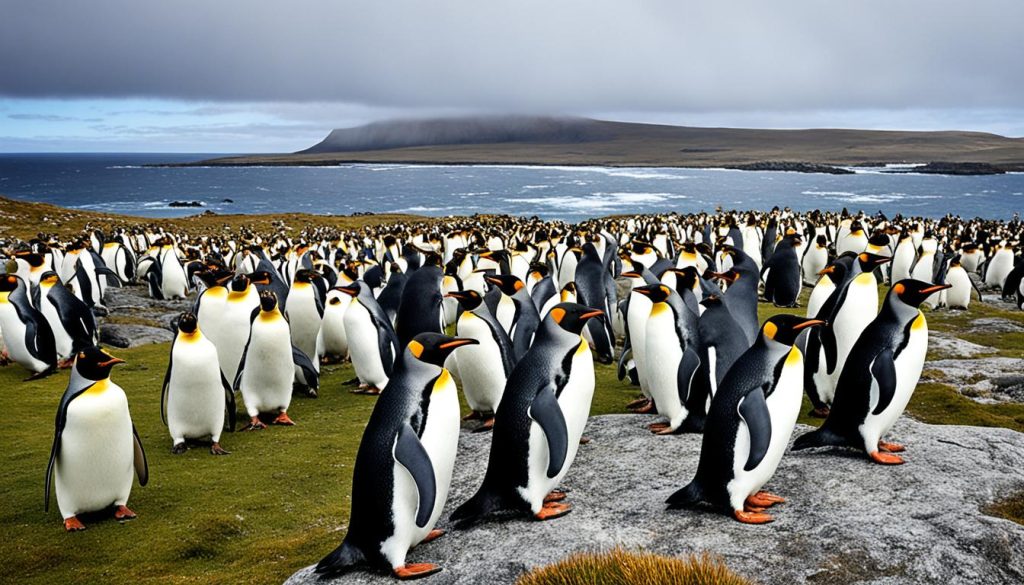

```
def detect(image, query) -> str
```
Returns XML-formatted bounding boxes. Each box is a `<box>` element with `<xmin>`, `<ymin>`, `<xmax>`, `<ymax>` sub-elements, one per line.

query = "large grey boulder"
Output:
<box><xmin>286</xmin><ymin>415</ymin><xmax>1024</xmax><ymax>585</ymax></box>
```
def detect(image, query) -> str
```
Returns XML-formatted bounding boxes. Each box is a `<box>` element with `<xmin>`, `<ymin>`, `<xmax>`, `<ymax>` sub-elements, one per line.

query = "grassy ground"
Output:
<box><xmin>5</xmin><ymin>292</ymin><xmax>1022</xmax><ymax>583</ymax></box>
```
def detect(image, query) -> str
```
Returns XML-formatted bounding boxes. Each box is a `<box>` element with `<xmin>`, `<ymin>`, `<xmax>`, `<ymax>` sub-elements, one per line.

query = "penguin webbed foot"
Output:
<box><xmin>869</xmin><ymin>450</ymin><xmax>905</xmax><ymax>465</ymax></box>
<box><xmin>733</xmin><ymin>509</ymin><xmax>774</xmax><ymax>524</ymax></box>
<box><xmin>420</xmin><ymin>529</ymin><xmax>445</xmax><ymax>544</ymax></box>
<box><xmin>210</xmin><ymin>442</ymin><xmax>230</xmax><ymax>455</ymax></box>
<box><xmin>878</xmin><ymin>440</ymin><xmax>905</xmax><ymax>453</ymax></box>
<box><xmin>171</xmin><ymin>442</ymin><xmax>188</xmax><ymax>455</ymax></box>
<box><xmin>244</xmin><ymin>418</ymin><xmax>268</xmax><ymax>431</ymax></box>
<box><xmin>471</xmin><ymin>417</ymin><xmax>495</xmax><ymax>433</ymax></box>
<box><xmin>745</xmin><ymin>491</ymin><xmax>785</xmax><ymax>510</ymax></box>
<box><xmin>543</xmin><ymin>490</ymin><xmax>567</xmax><ymax>504</ymax></box>
<box><xmin>648</xmin><ymin>421</ymin><xmax>671</xmax><ymax>434</ymax></box>
<box><xmin>628</xmin><ymin>399</ymin><xmax>656</xmax><ymax>414</ymax></box>
<box><xmin>534</xmin><ymin>501</ymin><xmax>572</xmax><ymax>521</ymax></box>
<box><xmin>64</xmin><ymin>516</ymin><xmax>86</xmax><ymax>531</ymax></box>
<box><xmin>272</xmin><ymin>412</ymin><xmax>295</xmax><ymax>426</ymax></box>
<box><xmin>393</xmin><ymin>563</ymin><xmax>442</xmax><ymax>580</ymax></box>
<box><xmin>114</xmin><ymin>505</ymin><xmax>137</xmax><ymax>521</ymax></box>
<box><xmin>624</xmin><ymin>396</ymin><xmax>649</xmax><ymax>410</ymax></box>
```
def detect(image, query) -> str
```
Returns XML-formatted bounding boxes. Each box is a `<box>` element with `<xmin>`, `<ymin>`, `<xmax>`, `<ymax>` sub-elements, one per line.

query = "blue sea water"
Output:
<box><xmin>1</xmin><ymin>153</ymin><xmax>1021</xmax><ymax>222</ymax></box>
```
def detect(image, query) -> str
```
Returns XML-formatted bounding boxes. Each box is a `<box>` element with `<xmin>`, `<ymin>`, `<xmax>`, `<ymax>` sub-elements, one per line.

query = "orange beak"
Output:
<box><xmin>793</xmin><ymin>319</ymin><xmax>827</xmax><ymax>331</ymax></box>
<box><xmin>580</xmin><ymin>310</ymin><xmax>604</xmax><ymax>320</ymax></box>
<box><xmin>439</xmin><ymin>338</ymin><xmax>479</xmax><ymax>349</ymax></box>
<box><xmin>921</xmin><ymin>283</ymin><xmax>952</xmax><ymax>294</ymax></box>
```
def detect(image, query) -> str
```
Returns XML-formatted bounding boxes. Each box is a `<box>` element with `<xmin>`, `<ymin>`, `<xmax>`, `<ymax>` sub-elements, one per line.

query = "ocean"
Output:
<box><xmin>1</xmin><ymin>153</ymin><xmax>1021</xmax><ymax>222</ymax></box>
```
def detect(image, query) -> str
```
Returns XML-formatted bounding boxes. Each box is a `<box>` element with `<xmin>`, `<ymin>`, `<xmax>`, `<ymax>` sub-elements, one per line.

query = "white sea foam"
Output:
<box><xmin>503</xmin><ymin>191</ymin><xmax>687</xmax><ymax>211</ymax></box>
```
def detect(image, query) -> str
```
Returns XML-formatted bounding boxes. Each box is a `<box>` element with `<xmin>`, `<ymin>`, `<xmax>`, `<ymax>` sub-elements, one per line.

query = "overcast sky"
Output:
<box><xmin>2</xmin><ymin>0</ymin><xmax>1022</xmax><ymax>152</ymax></box>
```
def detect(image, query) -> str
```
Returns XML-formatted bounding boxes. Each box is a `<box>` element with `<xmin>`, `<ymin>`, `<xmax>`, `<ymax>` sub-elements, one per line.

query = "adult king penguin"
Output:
<box><xmin>793</xmin><ymin>280</ymin><xmax>951</xmax><ymax>464</ymax></box>
<box><xmin>235</xmin><ymin>292</ymin><xmax>299</xmax><ymax>430</ymax></box>
<box><xmin>314</xmin><ymin>334</ymin><xmax>477</xmax><ymax>580</ymax></box>
<box><xmin>341</xmin><ymin>281</ymin><xmax>399</xmax><ymax>394</ymax></box>
<box><xmin>44</xmin><ymin>346</ymin><xmax>149</xmax><ymax>531</ymax></box>
<box><xmin>451</xmin><ymin>303</ymin><xmax>602</xmax><ymax>525</ymax></box>
<box><xmin>0</xmin><ymin>273</ymin><xmax>57</xmax><ymax>378</ymax></box>
<box><xmin>161</xmin><ymin>313</ymin><xmax>236</xmax><ymax>455</ymax></box>
<box><xmin>666</xmin><ymin>315</ymin><xmax>824</xmax><ymax>523</ymax></box>
<box><xmin>33</xmin><ymin>271</ymin><xmax>97</xmax><ymax>365</ymax></box>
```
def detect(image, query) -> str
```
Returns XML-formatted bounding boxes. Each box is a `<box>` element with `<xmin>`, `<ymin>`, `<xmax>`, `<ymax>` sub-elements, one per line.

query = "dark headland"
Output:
<box><xmin>169</xmin><ymin>116</ymin><xmax>1024</xmax><ymax>174</ymax></box>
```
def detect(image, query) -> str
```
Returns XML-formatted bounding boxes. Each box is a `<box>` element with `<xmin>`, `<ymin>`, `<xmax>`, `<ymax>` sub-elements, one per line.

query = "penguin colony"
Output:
<box><xmin>1</xmin><ymin>208</ymin><xmax>1022</xmax><ymax>578</ymax></box>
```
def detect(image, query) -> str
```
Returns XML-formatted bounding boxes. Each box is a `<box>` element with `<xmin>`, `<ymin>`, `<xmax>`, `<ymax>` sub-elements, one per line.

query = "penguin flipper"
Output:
<box><xmin>737</xmin><ymin>387</ymin><xmax>772</xmax><ymax>472</ymax></box>
<box><xmin>221</xmin><ymin>372</ymin><xmax>237</xmax><ymax>432</ymax></box>
<box><xmin>616</xmin><ymin>342</ymin><xmax>632</xmax><ymax>382</ymax></box>
<box><xmin>529</xmin><ymin>386</ymin><xmax>569</xmax><ymax>479</ymax></box>
<box><xmin>160</xmin><ymin>350</ymin><xmax>173</xmax><ymax>426</ymax></box>
<box><xmin>821</xmin><ymin>326</ymin><xmax>839</xmax><ymax>374</ymax></box>
<box><xmin>291</xmin><ymin>345</ymin><xmax>319</xmax><ymax>392</ymax></box>
<box><xmin>676</xmin><ymin>347</ymin><xmax>701</xmax><ymax>404</ymax></box>
<box><xmin>132</xmin><ymin>425</ymin><xmax>149</xmax><ymax>486</ymax></box>
<box><xmin>869</xmin><ymin>349</ymin><xmax>897</xmax><ymax>416</ymax></box>
<box><xmin>394</xmin><ymin>423</ymin><xmax>436</xmax><ymax>528</ymax></box>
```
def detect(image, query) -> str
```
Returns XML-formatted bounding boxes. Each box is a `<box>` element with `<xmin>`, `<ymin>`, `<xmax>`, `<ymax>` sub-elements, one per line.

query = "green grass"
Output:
<box><xmin>984</xmin><ymin>491</ymin><xmax>1024</xmax><ymax>526</ymax></box>
<box><xmin>4</xmin><ymin>284</ymin><xmax>1022</xmax><ymax>583</ymax></box>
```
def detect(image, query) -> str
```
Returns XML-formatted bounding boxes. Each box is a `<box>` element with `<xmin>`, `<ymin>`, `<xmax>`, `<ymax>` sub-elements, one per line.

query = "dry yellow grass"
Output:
<box><xmin>516</xmin><ymin>548</ymin><xmax>753</xmax><ymax>585</ymax></box>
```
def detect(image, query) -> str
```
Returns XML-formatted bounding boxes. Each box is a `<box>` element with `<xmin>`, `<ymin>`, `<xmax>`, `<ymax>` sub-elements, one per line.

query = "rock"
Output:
<box><xmin>928</xmin><ymin>331</ymin><xmax>995</xmax><ymax>359</ymax></box>
<box><xmin>925</xmin><ymin>357</ymin><xmax>1024</xmax><ymax>403</ymax></box>
<box><xmin>725</xmin><ymin>161</ymin><xmax>855</xmax><ymax>175</ymax></box>
<box><xmin>285</xmin><ymin>415</ymin><xmax>1024</xmax><ymax>585</ymax></box>
<box><xmin>168</xmin><ymin>200</ymin><xmax>205</xmax><ymax>208</ymax></box>
<box><xmin>914</xmin><ymin>162</ymin><xmax>1006</xmax><ymax>176</ymax></box>
<box><xmin>969</xmin><ymin>318</ymin><xmax>1024</xmax><ymax>334</ymax></box>
<box><xmin>99</xmin><ymin>323</ymin><xmax>174</xmax><ymax>348</ymax></box>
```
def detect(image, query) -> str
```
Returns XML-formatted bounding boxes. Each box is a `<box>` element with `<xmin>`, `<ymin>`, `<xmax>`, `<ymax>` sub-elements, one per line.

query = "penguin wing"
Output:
<box><xmin>44</xmin><ymin>384</ymin><xmax>90</xmax><ymax>510</ymax></box>
<box><xmin>529</xmin><ymin>385</ymin><xmax>569</xmax><ymax>479</ymax></box>
<box><xmin>737</xmin><ymin>386</ymin><xmax>772</xmax><ymax>472</ymax></box>
<box><xmin>160</xmin><ymin>347</ymin><xmax>173</xmax><ymax>426</ymax></box>
<box><xmin>291</xmin><ymin>345</ymin><xmax>319</xmax><ymax>391</ymax></box>
<box><xmin>970</xmin><ymin>275</ymin><xmax>985</xmax><ymax>303</ymax></box>
<box><xmin>95</xmin><ymin>264</ymin><xmax>123</xmax><ymax>288</ymax></box>
<box><xmin>677</xmin><ymin>346</ymin><xmax>701</xmax><ymax>403</ymax></box>
<box><xmin>394</xmin><ymin>423</ymin><xmax>436</xmax><ymax>528</ymax></box>
<box><xmin>221</xmin><ymin>372</ymin><xmax>237</xmax><ymax>432</ymax></box>
<box><xmin>821</xmin><ymin>325</ymin><xmax>839</xmax><ymax>374</ymax></box>
<box><xmin>869</xmin><ymin>348</ymin><xmax>897</xmax><ymax>416</ymax></box>
<box><xmin>132</xmin><ymin>425</ymin><xmax>149</xmax><ymax>486</ymax></box>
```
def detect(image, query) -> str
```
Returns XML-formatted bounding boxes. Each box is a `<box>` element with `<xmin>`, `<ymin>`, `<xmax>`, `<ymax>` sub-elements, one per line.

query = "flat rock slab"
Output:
<box><xmin>99</xmin><ymin>323</ymin><xmax>174</xmax><ymax>348</ymax></box>
<box><xmin>286</xmin><ymin>415</ymin><xmax>1024</xmax><ymax>585</ymax></box>
<box><xmin>925</xmin><ymin>357</ymin><xmax>1024</xmax><ymax>403</ymax></box>
<box><xmin>928</xmin><ymin>331</ymin><xmax>995</xmax><ymax>359</ymax></box>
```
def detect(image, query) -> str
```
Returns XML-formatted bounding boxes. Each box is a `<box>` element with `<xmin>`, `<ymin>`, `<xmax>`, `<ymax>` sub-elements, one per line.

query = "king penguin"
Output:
<box><xmin>0</xmin><ymin>273</ymin><xmax>57</xmax><ymax>378</ymax></box>
<box><xmin>451</xmin><ymin>303</ymin><xmax>603</xmax><ymax>525</ymax></box>
<box><xmin>314</xmin><ymin>334</ymin><xmax>478</xmax><ymax>580</ymax></box>
<box><xmin>666</xmin><ymin>315</ymin><xmax>824</xmax><ymax>523</ymax></box>
<box><xmin>340</xmin><ymin>281</ymin><xmax>399</xmax><ymax>394</ymax></box>
<box><xmin>44</xmin><ymin>346</ymin><xmax>149</xmax><ymax>531</ymax></box>
<box><xmin>793</xmin><ymin>280</ymin><xmax>951</xmax><ymax>464</ymax></box>
<box><xmin>447</xmin><ymin>289</ymin><xmax>516</xmax><ymax>429</ymax></box>
<box><xmin>235</xmin><ymin>292</ymin><xmax>298</xmax><ymax>429</ymax></box>
<box><xmin>32</xmin><ymin>271</ymin><xmax>97</xmax><ymax>365</ymax></box>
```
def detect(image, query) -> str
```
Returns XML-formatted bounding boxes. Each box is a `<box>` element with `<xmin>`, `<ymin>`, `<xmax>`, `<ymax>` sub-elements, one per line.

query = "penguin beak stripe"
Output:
<box><xmin>874</xmin><ymin>257</ymin><xmax>893</xmax><ymax>265</ymax></box>
<box><xmin>98</xmin><ymin>357</ymin><xmax>126</xmax><ymax>367</ymax></box>
<box><xmin>793</xmin><ymin>319</ymin><xmax>827</xmax><ymax>331</ymax></box>
<box><xmin>439</xmin><ymin>339</ymin><xmax>479</xmax><ymax>349</ymax></box>
<box><xmin>621</xmin><ymin>272</ymin><xmax>641</xmax><ymax>278</ymax></box>
<box><xmin>633</xmin><ymin>288</ymin><xmax>651</xmax><ymax>295</ymax></box>
<box><xmin>581</xmin><ymin>310</ymin><xmax>604</xmax><ymax>320</ymax></box>
<box><xmin>921</xmin><ymin>284</ymin><xmax>953</xmax><ymax>294</ymax></box>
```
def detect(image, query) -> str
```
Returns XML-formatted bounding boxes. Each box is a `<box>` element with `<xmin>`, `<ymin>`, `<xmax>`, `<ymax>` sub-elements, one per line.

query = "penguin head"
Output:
<box><xmin>856</xmin><ymin>252</ymin><xmax>891</xmax><ymax>271</ymax></box>
<box><xmin>548</xmin><ymin>302</ymin><xmax>604</xmax><ymax>335</ymax></box>
<box><xmin>633</xmin><ymin>283</ymin><xmax>671</xmax><ymax>303</ymax></box>
<box><xmin>177</xmin><ymin>312</ymin><xmax>199</xmax><ymax>335</ymax></box>
<box><xmin>39</xmin><ymin>271</ymin><xmax>60</xmax><ymax>287</ymax></box>
<box><xmin>407</xmin><ymin>333</ymin><xmax>479</xmax><ymax>366</ymax></box>
<box><xmin>485</xmin><ymin>274</ymin><xmax>524</xmax><ymax>296</ymax></box>
<box><xmin>710</xmin><ymin>269</ymin><xmax>740</xmax><ymax>284</ymax></box>
<box><xmin>259</xmin><ymin>291</ymin><xmax>279</xmax><ymax>312</ymax></box>
<box><xmin>761</xmin><ymin>315</ymin><xmax>826</xmax><ymax>346</ymax></box>
<box><xmin>229</xmin><ymin>273</ymin><xmax>251</xmax><ymax>292</ymax></box>
<box><xmin>445</xmin><ymin>289</ymin><xmax>483</xmax><ymax>310</ymax></box>
<box><xmin>0</xmin><ymin>273</ymin><xmax>22</xmax><ymax>297</ymax></box>
<box><xmin>337</xmin><ymin>282</ymin><xmax>361</xmax><ymax>297</ymax></box>
<box><xmin>293</xmin><ymin>269</ymin><xmax>318</xmax><ymax>284</ymax></box>
<box><xmin>666</xmin><ymin>266</ymin><xmax>699</xmax><ymax>291</ymax></box>
<box><xmin>74</xmin><ymin>346</ymin><xmax>125</xmax><ymax>381</ymax></box>
<box><xmin>891</xmin><ymin>279</ymin><xmax>952</xmax><ymax>308</ymax></box>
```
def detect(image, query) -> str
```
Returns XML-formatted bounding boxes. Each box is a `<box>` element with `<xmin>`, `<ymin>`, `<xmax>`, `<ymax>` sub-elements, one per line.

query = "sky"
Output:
<box><xmin>2</xmin><ymin>0</ymin><xmax>1022</xmax><ymax>153</ymax></box>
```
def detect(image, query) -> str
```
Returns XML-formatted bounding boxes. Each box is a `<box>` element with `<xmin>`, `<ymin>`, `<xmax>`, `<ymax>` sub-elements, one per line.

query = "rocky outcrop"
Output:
<box><xmin>725</xmin><ymin>161</ymin><xmax>855</xmax><ymax>175</ymax></box>
<box><xmin>99</xmin><ymin>323</ymin><xmax>174</xmax><ymax>348</ymax></box>
<box><xmin>915</xmin><ymin>162</ymin><xmax>1006</xmax><ymax>175</ymax></box>
<box><xmin>286</xmin><ymin>415</ymin><xmax>1024</xmax><ymax>585</ymax></box>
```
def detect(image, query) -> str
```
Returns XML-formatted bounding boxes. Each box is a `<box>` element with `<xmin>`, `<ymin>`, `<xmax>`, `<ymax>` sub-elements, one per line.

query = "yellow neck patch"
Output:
<box><xmin>432</xmin><ymin>369</ymin><xmax>453</xmax><ymax>394</ymax></box>
<box><xmin>228</xmin><ymin>290</ymin><xmax>249</xmax><ymax>302</ymax></box>
<box><xmin>650</xmin><ymin>302</ymin><xmax>669</xmax><ymax>316</ymax></box>
<box><xmin>178</xmin><ymin>330</ymin><xmax>202</xmax><ymax>343</ymax></box>
<box><xmin>912</xmin><ymin>312</ymin><xmax>927</xmax><ymax>331</ymax></box>
<box><xmin>785</xmin><ymin>346</ymin><xmax>802</xmax><ymax>367</ymax></box>
<box><xmin>259</xmin><ymin>309</ymin><xmax>282</xmax><ymax>322</ymax></box>
<box><xmin>854</xmin><ymin>272</ymin><xmax>875</xmax><ymax>285</ymax></box>
<box><xmin>576</xmin><ymin>337</ymin><xmax>590</xmax><ymax>356</ymax></box>
<box><xmin>83</xmin><ymin>378</ymin><xmax>110</xmax><ymax>396</ymax></box>
<box><xmin>206</xmin><ymin>287</ymin><xmax>227</xmax><ymax>299</ymax></box>
<box><xmin>0</xmin><ymin>291</ymin><xmax>9</xmax><ymax>303</ymax></box>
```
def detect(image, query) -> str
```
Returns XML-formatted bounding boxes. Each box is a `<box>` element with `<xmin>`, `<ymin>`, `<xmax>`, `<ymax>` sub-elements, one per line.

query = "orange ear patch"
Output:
<box><xmin>893</xmin><ymin>283</ymin><xmax>905</xmax><ymax>295</ymax></box>
<box><xmin>550</xmin><ymin>307</ymin><xmax>566</xmax><ymax>324</ymax></box>
<box><xmin>409</xmin><ymin>340</ymin><xmax>424</xmax><ymax>358</ymax></box>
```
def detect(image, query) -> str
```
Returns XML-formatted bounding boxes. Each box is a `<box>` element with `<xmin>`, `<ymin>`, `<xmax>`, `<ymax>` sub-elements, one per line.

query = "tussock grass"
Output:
<box><xmin>516</xmin><ymin>548</ymin><xmax>752</xmax><ymax>585</ymax></box>
<box><xmin>984</xmin><ymin>490</ymin><xmax>1024</xmax><ymax>526</ymax></box>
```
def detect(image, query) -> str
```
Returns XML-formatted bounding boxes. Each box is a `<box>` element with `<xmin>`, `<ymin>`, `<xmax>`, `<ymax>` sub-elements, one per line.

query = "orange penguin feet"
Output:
<box><xmin>393</xmin><ymin>563</ymin><xmax>442</xmax><ymax>580</ymax></box>
<box><xmin>733</xmin><ymin>509</ymin><xmax>774</xmax><ymax>524</ymax></box>
<box><xmin>878</xmin><ymin>441</ymin><xmax>906</xmax><ymax>453</ymax></box>
<box><xmin>648</xmin><ymin>422</ymin><xmax>670</xmax><ymax>433</ymax></box>
<box><xmin>535</xmin><ymin>502</ymin><xmax>573</xmax><ymax>520</ymax></box>
<box><xmin>210</xmin><ymin>442</ymin><xmax>230</xmax><ymax>455</ymax></box>
<box><xmin>462</xmin><ymin>410</ymin><xmax>483</xmax><ymax>421</ymax></box>
<box><xmin>421</xmin><ymin>529</ymin><xmax>445</xmax><ymax>544</ymax></box>
<box><xmin>869</xmin><ymin>450</ymin><xmax>905</xmax><ymax>465</ymax></box>
<box><xmin>245</xmin><ymin>417</ymin><xmax>268</xmax><ymax>431</ymax></box>
<box><xmin>473</xmin><ymin>417</ymin><xmax>495</xmax><ymax>432</ymax></box>
<box><xmin>272</xmin><ymin>412</ymin><xmax>295</xmax><ymax>426</ymax></box>
<box><xmin>64</xmin><ymin>516</ymin><xmax>86</xmax><ymax>531</ymax></box>
<box><xmin>543</xmin><ymin>491</ymin><xmax>567</xmax><ymax>503</ymax></box>
<box><xmin>114</xmin><ymin>505</ymin><xmax>137</xmax><ymax>521</ymax></box>
<box><xmin>746</xmin><ymin>491</ymin><xmax>785</xmax><ymax>508</ymax></box>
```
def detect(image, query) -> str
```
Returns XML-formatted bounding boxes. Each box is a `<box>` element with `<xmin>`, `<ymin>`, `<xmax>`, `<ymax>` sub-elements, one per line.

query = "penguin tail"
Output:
<box><xmin>666</xmin><ymin>481</ymin><xmax>703</xmax><ymax>509</ymax></box>
<box><xmin>450</xmin><ymin>487</ymin><xmax>503</xmax><ymax>527</ymax></box>
<box><xmin>792</xmin><ymin>426</ymin><xmax>845</xmax><ymax>451</ymax></box>
<box><xmin>315</xmin><ymin>540</ymin><xmax>365</xmax><ymax>576</ymax></box>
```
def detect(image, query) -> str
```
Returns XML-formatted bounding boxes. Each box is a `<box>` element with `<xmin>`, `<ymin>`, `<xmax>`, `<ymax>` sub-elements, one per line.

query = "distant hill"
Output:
<box><xmin>181</xmin><ymin>116</ymin><xmax>1024</xmax><ymax>172</ymax></box>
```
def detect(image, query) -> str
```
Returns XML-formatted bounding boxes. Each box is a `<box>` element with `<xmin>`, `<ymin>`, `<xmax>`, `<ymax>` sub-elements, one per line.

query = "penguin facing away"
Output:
<box><xmin>161</xmin><ymin>312</ymin><xmax>236</xmax><ymax>455</ymax></box>
<box><xmin>451</xmin><ymin>303</ymin><xmax>603</xmax><ymax>526</ymax></box>
<box><xmin>44</xmin><ymin>346</ymin><xmax>149</xmax><ymax>531</ymax></box>
<box><xmin>793</xmin><ymin>280</ymin><xmax>951</xmax><ymax>464</ymax></box>
<box><xmin>315</xmin><ymin>333</ymin><xmax>478</xmax><ymax>580</ymax></box>
<box><xmin>666</xmin><ymin>315</ymin><xmax>824</xmax><ymax>523</ymax></box>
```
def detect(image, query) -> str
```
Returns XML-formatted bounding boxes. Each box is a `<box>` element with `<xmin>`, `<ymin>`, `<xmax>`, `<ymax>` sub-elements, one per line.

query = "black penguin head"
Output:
<box><xmin>710</xmin><ymin>269</ymin><xmax>740</xmax><ymax>284</ymax></box>
<box><xmin>761</xmin><ymin>315</ymin><xmax>826</xmax><ymax>346</ymax></box>
<box><xmin>39</xmin><ymin>271</ymin><xmax>60</xmax><ymax>286</ymax></box>
<box><xmin>259</xmin><ymin>291</ymin><xmax>279</xmax><ymax>312</ymax></box>
<box><xmin>548</xmin><ymin>302</ymin><xmax>604</xmax><ymax>335</ymax></box>
<box><xmin>818</xmin><ymin>260</ymin><xmax>848</xmax><ymax>281</ymax></box>
<box><xmin>294</xmin><ymin>269</ymin><xmax>317</xmax><ymax>284</ymax></box>
<box><xmin>699</xmin><ymin>293</ymin><xmax>724</xmax><ymax>308</ymax></box>
<box><xmin>857</xmin><ymin>252</ymin><xmax>891</xmax><ymax>271</ymax></box>
<box><xmin>0</xmin><ymin>273</ymin><xmax>21</xmax><ymax>294</ymax></box>
<box><xmin>667</xmin><ymin>266</ymin><xmax>699</xmax><ymax>291</ymax></box>
<box><xmin>445</xmin><ymin>289</ymin><xmax>483</xmax><ymax>310</ymax></box>
<box><xmin>74</xmin><ymin>346</ymin><xmax>125</xmax><ymax>381</ymax></box>
<box><xmin>407</xmin><ymin>333</ymin><xmax>479</xmax><ymax>366</ymax></box>
<box><xmin>633</xmin><ymin>283</ymin><xmax>671</xmax><ymax>303</ymax></box>
<box><xmin>229</xmin><ymin>274</ymin><xmax>251</xmax><ymax>292</ymax></box>
<box><xmin>177</xmin><ymin>312</ymin><xmax>199</xmax><ymax>334</ymax></box>
<box><xmin>891</xmin><ymin>279</ymin><xmax>951</xmax><ymax>308</ymax></box>
<box><xmin>620</xmin><ymin>261</ymin><xmax>646</xmax><ymax>279</ymax></box>
<box><xmin>485</xmin><ymin>274</ymin><xmax>524</xmax><ymax>296</ymax></box>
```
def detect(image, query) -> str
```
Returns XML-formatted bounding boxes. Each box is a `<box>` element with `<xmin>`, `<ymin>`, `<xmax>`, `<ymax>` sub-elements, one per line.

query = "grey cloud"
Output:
<box><xmin>9</xmin><ymin>113</ymin><xmax>81</xmax><ymax>122</ymax></box>
<box><xmin>0</xmin><ymin>0</ymin><xmax>1021</xmax><ymax>114</ymax></box>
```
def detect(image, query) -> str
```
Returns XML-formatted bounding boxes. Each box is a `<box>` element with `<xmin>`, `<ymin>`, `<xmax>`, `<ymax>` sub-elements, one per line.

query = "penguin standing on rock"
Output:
<box><xmin>452</xmin><ymin>303</ymin><xmax>602</xmax><ymax>525</ymax></box>
<box><xmin>161</xmin><ymin>312</ymin><xmax>236</xmax><ymax>455</ymax></box>
<box><xmin>793</xmin><ymin>280</ymin><xmax>951</xmax><ymax>464</ymax></box>
<box><xmin>44</xmin><ymin>346</ymin><xmax>148</xmax><ymax>531</ymax></box>
<box><xmin>315</xmin><ymin>334</ymin><xmax>478</xmax><ymax>580</ymax></box>
<box><xmin>666</xmin><ymin>315</ymin><xmax>824</xmax><ymax>523</ymax></box>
